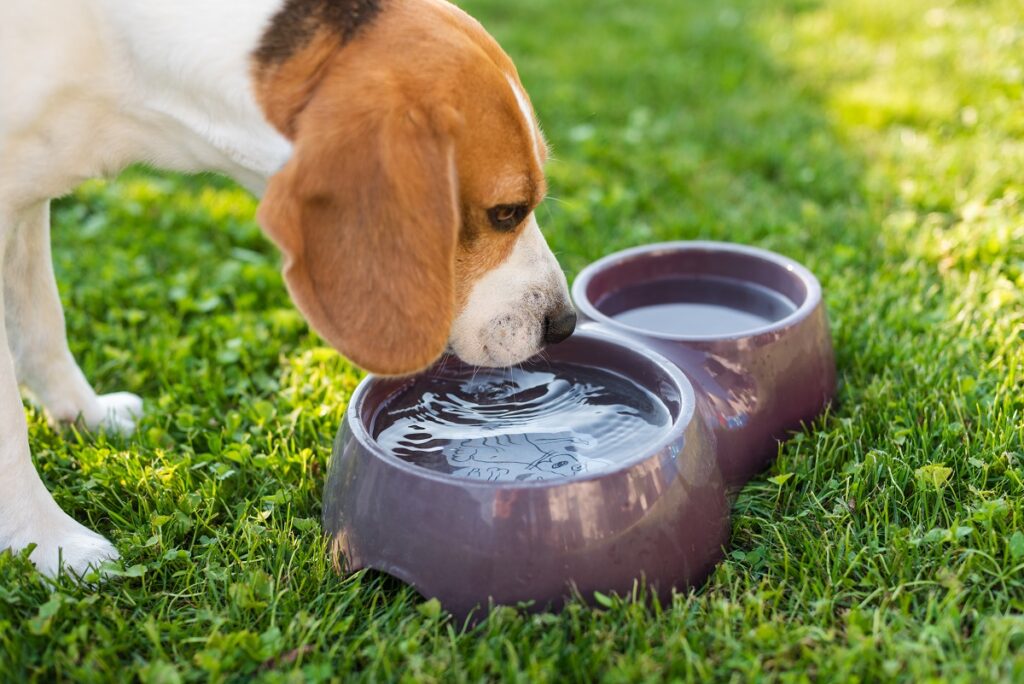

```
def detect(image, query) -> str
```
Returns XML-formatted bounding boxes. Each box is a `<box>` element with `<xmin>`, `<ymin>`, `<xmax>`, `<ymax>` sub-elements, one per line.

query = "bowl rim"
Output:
<box><xmin>341</xmin><ymin>326</ymin><xmax>698</xmax><ymax>490</ymax></box>
<box><xmin>571</xmin><ymin>241</ymin><xmax>823</xmax><ymax>342</ymax></box>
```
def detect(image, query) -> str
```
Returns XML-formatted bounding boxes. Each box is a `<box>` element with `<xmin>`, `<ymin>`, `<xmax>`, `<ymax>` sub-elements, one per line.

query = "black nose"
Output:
<box><xmin>543</xmin><ymin>308</ymin><xmax>577</xmax><ymax>345</ymax></box>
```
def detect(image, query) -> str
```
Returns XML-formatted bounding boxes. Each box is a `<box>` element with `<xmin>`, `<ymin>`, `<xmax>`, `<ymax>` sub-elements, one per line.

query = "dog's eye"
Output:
<box><xmin>487</xmin><ymin>204</ymin><xmax>529</xmax><ymax>232</ymax></box>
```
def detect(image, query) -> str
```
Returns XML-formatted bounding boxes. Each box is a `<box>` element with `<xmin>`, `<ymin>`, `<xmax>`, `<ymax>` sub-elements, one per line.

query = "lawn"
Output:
<box><xmin>2</xmin><ymin>0</ymin><xmax>1023</xmax><ymax>680</ymax></box>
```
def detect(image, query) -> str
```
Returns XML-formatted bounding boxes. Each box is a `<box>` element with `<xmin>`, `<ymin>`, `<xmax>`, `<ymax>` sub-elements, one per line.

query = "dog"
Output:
<box><xmin>0</xmin><ymin>0</ymin><xmax>577</xmax><ymax>576</ymax></box>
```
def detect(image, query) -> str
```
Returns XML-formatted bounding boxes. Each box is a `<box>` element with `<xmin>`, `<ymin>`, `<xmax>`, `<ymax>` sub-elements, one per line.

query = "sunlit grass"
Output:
<box><xmin>2</xmin><ymin>0</ymin><xmax>1023</xmax><ymax>680</ymax></box>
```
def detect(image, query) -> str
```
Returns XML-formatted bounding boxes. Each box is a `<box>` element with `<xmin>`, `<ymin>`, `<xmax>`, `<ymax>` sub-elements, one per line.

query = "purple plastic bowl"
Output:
<box><xmin>573</xmin><ymin>241</ymin><xmax>836</xmax><ymax>486</ymax></box>
<box><xmin>323</xmin><ymin>241</ymin><xmax>836</xmax><ymax>616</ymax></box>
<box><xmin>322</xmin><ymin>327</ymin><xmax>731</xmax><ymax>617</ymax></box>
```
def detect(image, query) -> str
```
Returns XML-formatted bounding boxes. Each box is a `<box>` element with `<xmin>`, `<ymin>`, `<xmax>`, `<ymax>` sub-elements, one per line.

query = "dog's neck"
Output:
<box><xmin>89</xmin><ymin>0</ymin><xmax>294</xmax><ymax>194</ymax></box>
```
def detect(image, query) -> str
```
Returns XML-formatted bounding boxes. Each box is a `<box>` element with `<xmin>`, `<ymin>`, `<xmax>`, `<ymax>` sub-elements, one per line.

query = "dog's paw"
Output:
<box><xmin>23</xmin><ymin>518</ymin><xmax>120</xmax><ymax>579</ymax></box>
<box><xmin>88</xmin><ymin>392</ymin><xmax>144</xmax><ymax>436</ymax></box>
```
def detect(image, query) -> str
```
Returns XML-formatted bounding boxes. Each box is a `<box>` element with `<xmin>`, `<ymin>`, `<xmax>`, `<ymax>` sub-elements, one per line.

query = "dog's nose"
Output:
<box><xmin>543</xmin><ymin>308</ymin><xmax>577</xmax><ymax>345</ymax></box>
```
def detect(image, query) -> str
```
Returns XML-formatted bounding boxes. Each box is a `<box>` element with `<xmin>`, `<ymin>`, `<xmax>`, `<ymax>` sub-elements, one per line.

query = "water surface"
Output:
<box><xmin>602</xmin><ymin>276</ymin><xmax>796</xmax><ymax>336</ymax></box>
<box><xmin>373</xmin><ymin>362</ymin><xmax>672</xmax><ymax>482</ymax></box>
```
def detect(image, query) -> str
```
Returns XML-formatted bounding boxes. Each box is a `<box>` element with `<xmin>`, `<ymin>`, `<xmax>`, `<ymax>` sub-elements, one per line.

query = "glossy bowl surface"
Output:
<box><xmin>323</xmin><ymin>327</ymin><xmax>730</xmax><ymax>617</ymax></box>
<box><xmin>573</xmin><ymin>241</ymin><xmax>836</xmax><ymax>485</ymax></box>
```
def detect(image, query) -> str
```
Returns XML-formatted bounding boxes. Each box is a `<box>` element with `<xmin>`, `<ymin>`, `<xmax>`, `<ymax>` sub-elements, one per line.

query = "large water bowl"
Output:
<box><xmin>322</xmin><ymin>327</ymin><xmax>730</xmax><ymax>618</ymax></box>
<box><xmin>572</xmin><ymin>241</ymin><xmax>837</xmax><ymax>486</ymax></box>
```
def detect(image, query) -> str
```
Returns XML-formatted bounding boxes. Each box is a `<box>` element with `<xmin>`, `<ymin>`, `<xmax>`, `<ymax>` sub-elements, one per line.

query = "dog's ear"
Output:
<box><xmin>258</xmin><ymin>73</ymin><xmax>459</xmax><ymax>376</ymax></box>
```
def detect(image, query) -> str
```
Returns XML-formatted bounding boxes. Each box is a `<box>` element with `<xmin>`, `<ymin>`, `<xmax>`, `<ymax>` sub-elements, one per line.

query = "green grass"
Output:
<box><xmin>2</xmin><ymin>0</ymin><xmax>1023</xmax><ymax>680</ymax></box>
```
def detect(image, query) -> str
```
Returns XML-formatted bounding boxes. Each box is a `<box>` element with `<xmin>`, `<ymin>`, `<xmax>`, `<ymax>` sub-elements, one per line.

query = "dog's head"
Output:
<box><xmin>252</xmin><ymin>0</ymin><xmax>575</xmax><ymax>375</ymax></box>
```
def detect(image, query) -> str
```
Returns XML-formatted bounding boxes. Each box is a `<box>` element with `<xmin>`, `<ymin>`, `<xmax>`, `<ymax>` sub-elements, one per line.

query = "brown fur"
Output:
<box><xmin>253</xmin><ymin>0</ymin><xmax>547</xmax><ymax>374</ymax></box>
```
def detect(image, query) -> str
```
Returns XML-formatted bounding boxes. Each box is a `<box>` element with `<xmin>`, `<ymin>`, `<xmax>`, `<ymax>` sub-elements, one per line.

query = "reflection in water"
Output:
<box><xmin>604</xmin><ymin>276</ymin><xmax>796</xmax><ymax>336</ymax></box>
<box><xmin>373</xmin><ymin>363</ymin><xmax>672</xmax><ymax>483</ymax></box>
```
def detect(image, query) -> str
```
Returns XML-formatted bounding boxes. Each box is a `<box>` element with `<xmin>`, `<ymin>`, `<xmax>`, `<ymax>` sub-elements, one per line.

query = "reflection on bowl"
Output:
<box><xmin>573</xmin><ymin>241</ymin><xmax>836</xmax><ymax>485</ymax></box>
<box><xmin>323</xmin><ymin>328</ymin><xmax>730</xmax><ymax>618</ymax></box>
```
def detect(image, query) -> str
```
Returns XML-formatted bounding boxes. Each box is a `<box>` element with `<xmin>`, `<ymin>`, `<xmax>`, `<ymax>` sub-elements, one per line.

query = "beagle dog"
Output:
<box><xmin>0</xmin><ymin>0</ymin><xmax>577</xmax><ymax>576</ymax></box>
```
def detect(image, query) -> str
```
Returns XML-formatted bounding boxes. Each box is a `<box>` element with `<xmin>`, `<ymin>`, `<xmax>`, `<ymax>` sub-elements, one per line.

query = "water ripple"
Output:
<box><xmin>373</xmin><ymin>362</ymin><xmax>671</xmax><ymax>482</ymax></box>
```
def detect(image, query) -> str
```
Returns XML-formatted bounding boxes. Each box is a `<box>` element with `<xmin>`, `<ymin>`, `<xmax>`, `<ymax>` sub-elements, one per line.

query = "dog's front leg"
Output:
<box><xmin>5</xmin><ymin>201</ymin><xmax>142</xmax><ymax>434</ymax></box>
<box><xmin>0</xmin><ymin>204</ymin><xmax>119</xmax><ymax>576</ymax></box>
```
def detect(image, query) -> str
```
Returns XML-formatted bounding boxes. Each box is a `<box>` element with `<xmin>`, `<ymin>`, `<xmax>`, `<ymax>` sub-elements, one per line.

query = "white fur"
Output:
<box><xmin>0</xmin><ymin>0</ymin><xmax>570</xmax><ymax>577</ymax></box>
<box><xmin>450</xmin><ymin>216</ymin><xmax>569</xmax><ymax>367</ymax></box>
<box><xmin>506</xmin><ymin>75</ymin><xmax>543</xmax><ymax>168</ymax></box>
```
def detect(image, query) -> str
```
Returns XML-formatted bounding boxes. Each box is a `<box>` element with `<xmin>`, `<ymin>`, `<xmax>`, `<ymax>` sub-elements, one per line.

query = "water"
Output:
<box><xmin>601</xmin><ymin>276</ymin><xmax>797</xmax><ymax>336</ymax></box>
<box><xmin>372</xmin><ymin>362</ymin><xmax>672</xmax><ymax>483</ymax></box>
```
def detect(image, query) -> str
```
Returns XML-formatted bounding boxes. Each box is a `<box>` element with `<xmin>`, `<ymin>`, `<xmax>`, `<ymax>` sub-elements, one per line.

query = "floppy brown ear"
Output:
<box><xmin>258</xmin><ymin>77</ymin><xmax>459</xmax><ymax>376</ymax></box>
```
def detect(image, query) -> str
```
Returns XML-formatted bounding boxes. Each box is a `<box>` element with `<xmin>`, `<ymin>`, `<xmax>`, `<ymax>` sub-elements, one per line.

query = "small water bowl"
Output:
<box><xmin>322</xmin><ymin>327</ymin><xmax>731</xmax><ymax>618</ymax></box>
<box><xmin>573</xmin><ymin>242</ymin><xmax>836</xmax><ymax>485</ymax></box>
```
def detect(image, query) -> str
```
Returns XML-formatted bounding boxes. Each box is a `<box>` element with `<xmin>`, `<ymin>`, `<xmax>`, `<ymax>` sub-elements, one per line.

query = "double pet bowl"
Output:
<box><xmin>323</xmin><ymin>242</ymin><xmax>836</xmax><ymax>616</ymax></box>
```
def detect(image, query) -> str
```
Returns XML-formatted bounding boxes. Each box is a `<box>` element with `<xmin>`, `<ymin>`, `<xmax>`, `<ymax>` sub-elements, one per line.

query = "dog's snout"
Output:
<box><xmin>543</xmin><ymin>307</ymin><xmax>577</xmax><ymax>345</ymax></box>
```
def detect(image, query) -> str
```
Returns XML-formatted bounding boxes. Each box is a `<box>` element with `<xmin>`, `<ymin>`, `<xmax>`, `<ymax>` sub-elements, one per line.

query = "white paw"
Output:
<box><xmin>22</xmin><ymin>516</ymin><xmax>120</xmax><ymax>579</ymax></box>
<box><xmin>87</xmin><ymin>392</ymin><xmax>144</xmax><ymax>436</ymax></box>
